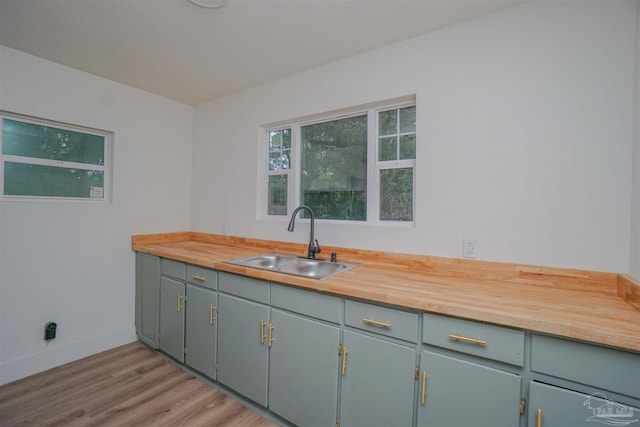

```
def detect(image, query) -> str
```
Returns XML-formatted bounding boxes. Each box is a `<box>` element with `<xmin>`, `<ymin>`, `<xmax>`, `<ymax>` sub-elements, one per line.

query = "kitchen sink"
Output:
<box><xmin>225</xmin><ymin>253</ymin><xmax>359</xmax><ymax>280</ymax></box>
<box><xmin>229</xmin><ymin>253</ymin><xmax>298</xmax><ymax>270</ymax></box>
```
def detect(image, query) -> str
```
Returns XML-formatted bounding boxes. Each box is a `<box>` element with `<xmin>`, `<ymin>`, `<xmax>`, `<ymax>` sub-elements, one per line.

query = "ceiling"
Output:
<box><xmin>0</xmin><ymin>0</ymin><xmax>523</xmax><ymax>106</ymax></box>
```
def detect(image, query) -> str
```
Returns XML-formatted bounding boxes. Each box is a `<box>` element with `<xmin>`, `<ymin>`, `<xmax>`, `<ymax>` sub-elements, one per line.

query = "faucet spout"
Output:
<box><xmin>287</xmin><ymin>205</ymin><xmax>321</xmax><ymax>259</ymax></box>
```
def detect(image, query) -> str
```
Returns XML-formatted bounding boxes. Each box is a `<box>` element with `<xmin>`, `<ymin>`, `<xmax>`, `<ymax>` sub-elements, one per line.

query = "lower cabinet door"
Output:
<box><xmin>135</xmin><ymin>253</ymin><xmax>160</xmax><ymax>348</ymax></box>
<box><xmin>340</xmin><ymin>330</ymin><xmax>416</xmax><ymax>427</ymax></box>
<box><xmin>268</xmin><ymin>309</ymin><xmax>340</xmax><ymax>427</ymax></box>
<box><xmin>417</xmin><ymin>350</ymin><xmax>521</xmax><ymax>427</ymax></box>
<box><xmin>529</xmin><ymin>381</ymin><xmax>640</xmax><ymax>427</ymax></box>
<box><xmin>185</xmin><ymin>284</ymin><xmax>217</xmax><ymax>380</ymax></box>
<box><xmin>159</xmin><ymin>276</ymin><xmax>185</xmax><ymax>363</ymax></box>
<box><xmin>217</xmin><ymin>293</ymin><xmax>270</xmax><ymax>407</ymax></box>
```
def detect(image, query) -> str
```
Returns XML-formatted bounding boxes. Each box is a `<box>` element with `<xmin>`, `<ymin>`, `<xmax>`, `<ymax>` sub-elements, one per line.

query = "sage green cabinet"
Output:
<box><xmin>418</xmin><ymin>313</ymin><xmax>523</xmax><ymax>427</ymax></box>
<box><xmin>217</xmin><ymin>272</ymin><xmax>271</xmax><ymax>407</ymax></box>
<box><xmin>268</xmin><ymin>283</ymin><xmax>341</xmax><ymax>426</ymax></box>
<box><xmin>417</xmin><ymin>350</ymin><xmax>521</xmax><ymax>427</ymax></box>
<box><xmin>268</xmin><ymin>309</ymin><xmax>340</xmax><ymax>426</ymax></box>
<box><xmin>159</xmin><ymin>276</ymin><xmax>186</xmax><ymax>362</ymax></box>
<box><xmin>135</xmin><ymin>253</ymin><xmax>160</xmax><ymax>348</ymax></box>
<box><xmin>217</xmin><ymin>274</ymin><xmax>342</xmax><ymax>424</ymax></box>
<box><xmin>340</xmin><ymin>300</ymin><xmax>418</xmax><ymax>427</ymax></box>
<box><xmin>528</xmin><ymin>381</ymin><xmax>640</xmax><ymax>427</ymax></box>
<box><xmin>185</xmin><ymin>284</ymin><xmax>218</xmax><ymax>379</ymax></box>
<box><xmin>528</xmin><ymin>334</ymin><xmax>640</xmax><ymax>426</ymax></box>
<box><xmin>158</xmin><ymin>259</ymin><xmax>218</xmax><ymax>374</ymax></box>
<box><xmin>340</xmin><ymin>329</ymin><xmax>416</xmax><ymax>426</ymax></box>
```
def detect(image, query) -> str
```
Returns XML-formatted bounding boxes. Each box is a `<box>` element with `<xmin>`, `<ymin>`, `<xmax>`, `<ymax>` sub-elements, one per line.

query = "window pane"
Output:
<box><xmin>301</xmin><ymin>115</ymin><xmax>367</xmax><ymax>221</ymax></box>
<box><xmin>269</xmin><ymin>151</ymin><xmax>290</xmax><ymax>171</ymax></box>
<box><xmin>399</xmin><ymin>134</ymin><xmax>416</xmax><ymax>160</ymax></box>
<box><xmin>268</xmin><ymin>175</ymin><xmax>287</xmax><ymax>215</ymax></box>
<box><xmin>269</xmin><ymin>128</ymin><xmax>291</xmax><ymax>171</ymax></box>
<box><xmin>378</xmin><ymin>110</ymin><xmax>397</xmax><ymax>136</ymax></box>
<box><xmin>378</xmin><ymin>136</ymin><xmax>397</xmax><ymax>161</ymax></box>
<box><xmin>4</xmin><ymin>162</ymin><xmax>104</xmax><ymax>198</ymax></box>
<box><xmin>2</xmin><ymin>119</ymin><xmax>105</xmax><ymax>165</ymax></box>
<box><xmin>380</xmin><ymin>168</ymin><xmax>413</xmax><ymax>221</ymax></box>
<box><xmin>399</xmin><ymin>106</ymin><xmax>416</xmax><ymax>133</ymax></box>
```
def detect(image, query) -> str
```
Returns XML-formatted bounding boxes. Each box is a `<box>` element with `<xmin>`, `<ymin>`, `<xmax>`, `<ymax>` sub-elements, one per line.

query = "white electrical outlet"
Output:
<box><xmin>222</xmin><ymin>224</ymin><xmax>230</xmax><ymax>235</ymax></box>
<box><xmin>463</xmin><ymin>238</ymin><xmax>477</xmax><ymax>258</ymax></box>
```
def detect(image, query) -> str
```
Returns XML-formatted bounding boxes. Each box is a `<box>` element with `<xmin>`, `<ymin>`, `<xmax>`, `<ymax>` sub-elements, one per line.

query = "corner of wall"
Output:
<box><xmin>631</xmin><ymin>0</ymin><xmax>640</xmax><ymax>280</ymax></box>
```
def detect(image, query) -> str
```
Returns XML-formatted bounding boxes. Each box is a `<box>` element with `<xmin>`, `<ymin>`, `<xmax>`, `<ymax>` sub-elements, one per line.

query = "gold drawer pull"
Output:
<box><xmin>363</xmin><ymin>318</ymin><xmax>392</xmax><ymax>328</ymax></box>
<box><xmin>268</xmin><ymin>323</ymin><xmax>274</xmax><ymax>347</ymax></box>
<box><xmin>421</xmin><ymin>371</ymin><xmax>427</xmax><ymax>405</ymax></box>
<box><xmin>260</xmin><ymin>320</ymin><xmax>267</xmax><ymax>344</ymax></box>
<box><xmin>191</xmin><ymin>275</ymin><xmax>206</xmax><ymax>281</ymax></box>
<box><xmin>536</xmin><ymin>409</ymin><xmax>542</xmax><ymax>427</ymax></box>
<box><xmin>209</xmin><ymin>305</ymin><xmax>216</xmax><ymax>325</ymax></box>
<box><xmin>448</xmin><ymin>334</ymin><xmax>487</xmax><ymax>346</ymax></box>
<box><xmin>341</xmin><ymin>347</ymin><xmax>349</xmax><ymax>376</ymax></box>
<box><xmin>177</xmin><ymin>294</ymin><xmax>184</xmax><ymax>312</ymax></box>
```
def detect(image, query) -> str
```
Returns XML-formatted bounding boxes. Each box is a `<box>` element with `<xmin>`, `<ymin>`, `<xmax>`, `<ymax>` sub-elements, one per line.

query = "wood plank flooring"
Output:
<box><xmin>0</xmin><ymin>342</ymin><xmax>282</xmax><ymax>427</ymax></box>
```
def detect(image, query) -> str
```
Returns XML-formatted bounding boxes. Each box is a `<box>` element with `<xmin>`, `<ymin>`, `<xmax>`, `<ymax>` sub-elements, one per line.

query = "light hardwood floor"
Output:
<box><xmin>0</xmin><ymin>342</ymin><xmax>282</xmax><ymax>426</ymax></box>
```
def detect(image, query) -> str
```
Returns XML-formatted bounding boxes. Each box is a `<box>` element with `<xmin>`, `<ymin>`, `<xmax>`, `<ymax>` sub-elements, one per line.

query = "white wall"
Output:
<box><xmin>0</xmin><ymin>46</ymin><xmax>193</xmax><ymax>385</ymax></box>
<box><xmin>631</xmin><ymin>1</ymin><xmax>640</xmax><ymax>281</ymax></box>
<box><xmin>192</xmin><ymin>0</ymin><xmax>637</xmax><ymax>274</ymax></box>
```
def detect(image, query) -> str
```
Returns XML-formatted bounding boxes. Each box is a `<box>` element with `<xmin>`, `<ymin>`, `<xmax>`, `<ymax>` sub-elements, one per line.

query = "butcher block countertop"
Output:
<box><xmin>132</xmin><ymin>232</ymin><xmax>640</xmax><ymax>353</ymax></box>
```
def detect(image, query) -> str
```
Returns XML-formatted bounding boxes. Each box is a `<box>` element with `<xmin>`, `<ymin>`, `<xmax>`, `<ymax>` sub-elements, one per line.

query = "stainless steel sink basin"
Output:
<box><xmin>225</xmin><ymin>253</ymin><xmax>359</xmax><ymax>280</ymax></box>
<box><xmin>228</xmin><ymin>253</ymin><xmax>298</xmax><ymax>269</ymax></box>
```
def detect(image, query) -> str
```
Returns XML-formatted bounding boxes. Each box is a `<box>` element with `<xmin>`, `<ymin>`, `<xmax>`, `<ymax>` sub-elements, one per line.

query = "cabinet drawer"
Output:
<box><xmin>345</xmin><ymin>300</ymin><xmax>418</xmax><ymax>342</ymax></box>
<box><xmin>218</xmin><ymin>272</ymin><xmax>269</xmax><ymax>303</ymax></box>
<box><xmin>422</xmin><ymin>313</ymin><xmax>524</xmax><ymax>366</ymax></box>
<box><xmin>531</xmin><ymin>334</ymin><xmax>640</xmax><ymax>400</ymax></box>
<box><xmin>161</xmin><ymin>258</ymin><xmax>186</xmax><ymax>280</ymax></box>
<box><xmin>271</xmin><ymin>284</ymin><xmax>341</xmax><ymax>324</ymax></box>
<box><xmin>186</xmin><ymin>265</ymin><xmax>217</xmax><ymax>290</ymax></box>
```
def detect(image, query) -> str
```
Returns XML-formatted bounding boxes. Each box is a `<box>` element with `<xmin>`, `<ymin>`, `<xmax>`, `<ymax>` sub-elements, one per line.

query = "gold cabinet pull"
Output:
<box><xmin>268</xmin><ymin>323</ymin><xmax>274</xmax><ymax>347</ymax></box>
<box><xmin>448</xmin><ymin>334</ymin><xmax>487</xmax><ymax>346</ymax></box>
<box><xmin>421</xmin><ymin>371</ymin><xmax>427</xmax><ymax>405</ymax></box>
<box><xmin>177</xmin><ymin>294</ymin><xmax>184</xmax><ymax>312</ymax></box>
<box><xmin>536</xmin><ymin>409</ymin><xmax>542</xmax><ymax>427</ymax></box>
<box><xmin>341</xmin><ymin>347</ymin><xmax>349</xmax><ymax>376</ymax></box>
<box><xmin>209</xmin><ymin>305</ymin><xmax>216</xmax><ymax>325</ymax></box>
<box><xmin>191</xmin><ymin>274</ymin><xmax>206</xmax><ymax>281</ymax></box>
<box><xmin>363</xmin><ymin>318</ymin><xmax>392</xmax><ymax>328</ymax></box>
<box><xmin>260</xmin><ymin>320</ymin><xmax>267</xmax><ymax>344</ymax></box>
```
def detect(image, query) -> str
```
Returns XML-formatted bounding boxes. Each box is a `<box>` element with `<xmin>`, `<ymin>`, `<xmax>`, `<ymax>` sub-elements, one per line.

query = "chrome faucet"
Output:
<box><xmin>287</xmin><ymin>205</ymin><xmax>321</xmax><ymax>259</ymax></box>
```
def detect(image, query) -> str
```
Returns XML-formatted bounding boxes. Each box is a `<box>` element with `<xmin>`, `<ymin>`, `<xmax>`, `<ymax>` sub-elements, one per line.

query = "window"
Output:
<box><xmin>1</xmin><ymin>112</ymin><xmax>112</xmax><ymax>201</ymax></box>
<box><xmin>264</xmin><ymin>98</ymin><xmax>416</xmax><ymax>223</ymax></box>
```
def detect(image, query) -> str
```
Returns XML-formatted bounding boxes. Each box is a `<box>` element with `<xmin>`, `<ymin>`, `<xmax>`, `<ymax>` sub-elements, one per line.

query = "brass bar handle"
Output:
<box><xmin>448</xmin><ymin>334</ymin><xmax>487</xmax><ymax>346</ymax></box>
<box><xmin>421</xmin><ymin>371</ymin><xmax>427</xmax><ymax>405</ymax></box>
<box><xmin>536</xmin><ymin>409</ymin><xmax>542</xmax><ymax>427</ymax></box>
<box><xmin>209</xmin><ymin>305</ymin><xmax>216</xmax><ymax>325</ymax></box>
<box><xmin>341</xmin><ymin>347</ymin><xmax>349</xmax><ymax>376</ymax></box>
<box><xmin>191</xmin><ymin>274</ymin><xmax>206</xmax><ymax>281</ymax></box>
<box><xmin>363</xmin><ymin>318</ymin><xmax>392</xmax><ymax>328</ymax></box>
<box><xmin>177</xmin><ymin>294</ymin><xmax>183</xmax><ymax>312</ymax></box>
<box><xmin>268</xmin><ymin>323</ymin><xmax>274</xmax><ymax>347</ymax></box>
<box><xmin>260</xmin><ymin>320</ymin><xmax>266</xmax><ymax>344</ymax></box>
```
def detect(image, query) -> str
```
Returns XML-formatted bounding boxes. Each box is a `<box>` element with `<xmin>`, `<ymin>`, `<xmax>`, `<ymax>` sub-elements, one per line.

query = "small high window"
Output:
<box><xmin>1</xmin><ymin>112</ymin><xmax>112</xmax><ymax>201</ymax></box>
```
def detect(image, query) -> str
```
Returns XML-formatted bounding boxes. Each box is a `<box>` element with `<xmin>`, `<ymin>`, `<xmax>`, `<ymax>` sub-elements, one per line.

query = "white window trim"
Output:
<box><xmin>260</xmin><ymin>96</ymin><xmax>416</xmax><ymax>226</ymax></box>
<box><xmin>0</xmin><ymin>111</ymin><xmax>113</xmax><ymax>203</ymax></box>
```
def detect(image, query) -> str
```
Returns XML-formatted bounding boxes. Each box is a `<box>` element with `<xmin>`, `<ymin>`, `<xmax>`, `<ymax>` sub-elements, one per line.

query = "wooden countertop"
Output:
<box><xmin>132</xmin><ymin>232</ymin><xmax>640</xmax><ymax>353</ymax></box>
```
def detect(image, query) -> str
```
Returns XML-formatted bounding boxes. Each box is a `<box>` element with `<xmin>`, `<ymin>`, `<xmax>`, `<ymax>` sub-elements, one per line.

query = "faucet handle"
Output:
<box><xmin>312</xmin><ymin>239</ymin><xmax>321</xmax><ymax>255</ymax></box>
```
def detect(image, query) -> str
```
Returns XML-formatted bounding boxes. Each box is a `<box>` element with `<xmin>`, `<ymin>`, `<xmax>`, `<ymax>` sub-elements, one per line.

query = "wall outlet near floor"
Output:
<box><xmin>463</xmin><ymin>237</ymin><xmax>477</xmax><ymax>259</ymax></box>
<box><xmin>222</xmin><ymin>224</ymin><xmax>230</xmax><ymax>235</ymax></box>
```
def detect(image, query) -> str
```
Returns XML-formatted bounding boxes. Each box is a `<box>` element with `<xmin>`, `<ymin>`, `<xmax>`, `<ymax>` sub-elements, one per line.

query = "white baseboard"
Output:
<box><xmin>0</xmin><ymin>327</ymin><xmax>137</xmax><ymax>386</ymax></box>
